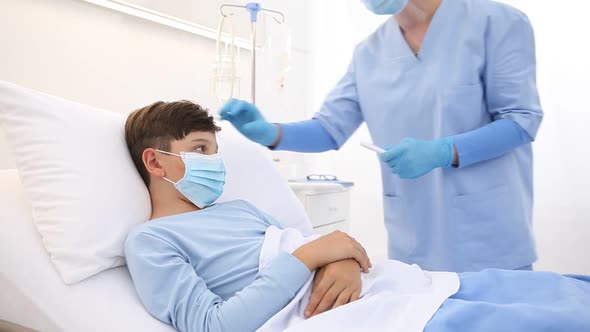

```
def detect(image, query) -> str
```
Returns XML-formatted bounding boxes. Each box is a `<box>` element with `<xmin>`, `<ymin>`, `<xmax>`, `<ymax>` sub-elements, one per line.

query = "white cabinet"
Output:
<box><xmin>288</xmin><ymin>182</ymin><xmax>352</xmax><ymax>235</ymax></box>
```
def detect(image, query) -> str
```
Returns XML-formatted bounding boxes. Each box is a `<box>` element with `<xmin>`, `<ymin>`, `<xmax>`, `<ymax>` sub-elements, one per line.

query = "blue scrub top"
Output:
<box><xmin>314</xmin><ymin>0</ymin><xmax>543</xmax><ymax>272</ymax></box>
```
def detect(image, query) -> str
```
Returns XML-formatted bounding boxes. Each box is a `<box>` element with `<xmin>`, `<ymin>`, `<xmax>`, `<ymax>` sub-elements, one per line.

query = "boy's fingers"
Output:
<box><xmin>312</xmin><ymin>282</ymin><xmax>342</xmax><ymax>316</ymax></box>
<box><xmin>332</xmin><ymin>289</ymin><xmax>353</xmax><ymax>310</ymax></box>
<box><xmin>351</xmin><ymin>242</ymin><xmax>370</xmax><ymax>272</ymax></box>
<box><xmin>305</xmin><ymin>274</ymin><xmax>334</xmax><ymax>318</ymax></box>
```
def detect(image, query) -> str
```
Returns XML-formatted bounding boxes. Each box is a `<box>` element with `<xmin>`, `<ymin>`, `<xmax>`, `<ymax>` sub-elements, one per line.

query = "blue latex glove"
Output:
<box><xmin>219</xmin><ymin>98</ymin><xmax>278</xmax><ymax>146</ymax></box>
<box><xmin>379</xmin><ymin>137</ymin><xmax>454</xmax><ymax>179</ymax></box>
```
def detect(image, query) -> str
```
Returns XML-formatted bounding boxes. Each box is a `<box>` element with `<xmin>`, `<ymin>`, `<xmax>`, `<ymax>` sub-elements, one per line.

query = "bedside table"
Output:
<box><xmin>288</xmin><ymin>182</ymin><xmax>352</xmax><ymax>235</ymax></box>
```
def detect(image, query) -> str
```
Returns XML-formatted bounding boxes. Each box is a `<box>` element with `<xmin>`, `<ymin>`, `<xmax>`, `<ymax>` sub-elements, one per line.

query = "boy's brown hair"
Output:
<box><xmin>125</xmin><ymin>100</ymin><xmax>220</xmax><ymax>186</ymax></box>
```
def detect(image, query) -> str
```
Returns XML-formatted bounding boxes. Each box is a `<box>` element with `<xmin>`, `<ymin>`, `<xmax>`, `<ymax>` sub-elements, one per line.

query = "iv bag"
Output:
<box><xmin>212</xmin><ymin>15</ymin><xmax>241</xmax><ymax>105</ymax></box>
<box><xmin>261</xmin><ymin>20</ymin><xmax>292</xmax><ymax>89</ymax></box>
<box><xmin>212</xmin><ymin>48</ymin><xmax>241</xmax><ymax>104</ymax></box>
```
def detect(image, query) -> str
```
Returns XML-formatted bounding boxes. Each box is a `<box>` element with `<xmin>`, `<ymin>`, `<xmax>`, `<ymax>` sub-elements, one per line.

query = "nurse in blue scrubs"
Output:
<box><xmin>220</xmin><ymin>0</ymin><xmax>543</xmax><ymax>272</ymax></box>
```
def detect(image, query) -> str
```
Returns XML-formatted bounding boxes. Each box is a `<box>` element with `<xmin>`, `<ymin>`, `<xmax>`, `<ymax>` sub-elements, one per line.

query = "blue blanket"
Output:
<box><xmin>425</xmin><ymin>270</ymin><xmax>590</xmax><ymax>331</ymax></box>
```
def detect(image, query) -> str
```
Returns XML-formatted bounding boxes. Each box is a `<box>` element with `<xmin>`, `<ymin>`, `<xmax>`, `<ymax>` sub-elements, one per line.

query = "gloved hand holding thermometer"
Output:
<box><xmin>361</xmin><ymin>138</ymin><xmax>456</xmax><ymax>179</ymax></box>
<box><xmin>220</xmin><ymin>97</ymin><xmax>458</xmax><ymax>179</ymax></box>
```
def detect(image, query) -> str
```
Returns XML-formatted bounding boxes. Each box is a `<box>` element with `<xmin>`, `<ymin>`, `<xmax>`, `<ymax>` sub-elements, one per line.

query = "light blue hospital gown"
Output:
<box><xmin>124</xmin><ymin>201</ymin><xmax>590</xmax><ymax>332</ymax></box>
<box><xmin>125</xmin><ymin>201</ymin><xmax>311</xmax><ymax>332</ymax></box>
<box><xmin>314</xmin><ymin>0</ymin><xmax>543</xmax><ymax>272</ymax></box>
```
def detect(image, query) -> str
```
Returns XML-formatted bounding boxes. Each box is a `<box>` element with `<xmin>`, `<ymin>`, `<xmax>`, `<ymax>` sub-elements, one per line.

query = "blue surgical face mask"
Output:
<box><xmin>362</xmin><ymin>0</ymin><xmax>408</xmax><ymax>15</ymax></box>
<box><xmin>156</xmin><ymin>149</ymin><xmax>226</xmax><ymax>208</ymax></box>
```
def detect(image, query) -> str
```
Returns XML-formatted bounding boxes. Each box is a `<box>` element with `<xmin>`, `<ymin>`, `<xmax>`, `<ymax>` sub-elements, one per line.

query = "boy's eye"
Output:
<box><xmin>194</xmin><ymin>146</ymin><xmax>205</xmax><ymax>153</ymax></box>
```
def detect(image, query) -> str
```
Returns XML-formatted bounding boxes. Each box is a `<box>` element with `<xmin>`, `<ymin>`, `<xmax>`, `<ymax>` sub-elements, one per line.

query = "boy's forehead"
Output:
<box><xmin>184</xmin><ymin>131</ymin><xmax>216</xmax><ymax>142</ymax></box>
<box><xmin>171</xmin><ymin>131</ymin><xmax>218</xmax><ymax>149</ymax></box>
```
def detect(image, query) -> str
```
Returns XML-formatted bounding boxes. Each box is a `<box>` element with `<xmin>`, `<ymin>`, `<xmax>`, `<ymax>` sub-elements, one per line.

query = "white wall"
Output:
<box><xmin>307</xmin><ymin>0</ymin><xmax>590</xmax><ymax>274</ymax></box>
<box><xmin>0</xmin><ymin>0</ymin><xmax>310</xmax><ymax>173</ymax></box>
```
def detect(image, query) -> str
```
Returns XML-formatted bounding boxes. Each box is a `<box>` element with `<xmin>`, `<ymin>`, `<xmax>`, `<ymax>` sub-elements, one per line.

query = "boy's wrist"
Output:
<box><xmin>292</xmin><ymin>244</ymin><xmax>318</xmax><ymax>271</ymax></box>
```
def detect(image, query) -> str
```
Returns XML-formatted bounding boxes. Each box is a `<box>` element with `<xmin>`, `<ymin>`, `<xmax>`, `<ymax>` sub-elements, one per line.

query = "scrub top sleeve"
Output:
<box><xmin>313</xmin><ymin>52</ymin><xmax>364</xmax><ymax>148</ymax></box>
<box><xmin>485</xmin><ymin>9</ymin><xmax>543</xmax><ymax>140</ymax></box>
<box><xmin>272</xmin><ymin>119</ymin><xmax>338</xmax><ymax>152</ymax></box>
<box><xmin>452</xmin><ymin>118</ymin><xmax>532</xmax><ymax>168</ymax></box>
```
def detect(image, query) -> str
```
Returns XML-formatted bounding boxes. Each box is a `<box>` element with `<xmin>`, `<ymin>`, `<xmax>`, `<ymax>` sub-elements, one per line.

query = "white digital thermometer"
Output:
<box><xmin>360</xmin><ymin>141</ymin><xmax>385</xmax><ymax>154</ymax></box>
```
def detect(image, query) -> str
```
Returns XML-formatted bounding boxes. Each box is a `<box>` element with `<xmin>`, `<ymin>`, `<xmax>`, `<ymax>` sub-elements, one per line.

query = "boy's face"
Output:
<box><xmin>157</xmin><ymin>131</ymin><xmax>219</xmax><ymax>183</ymax></box>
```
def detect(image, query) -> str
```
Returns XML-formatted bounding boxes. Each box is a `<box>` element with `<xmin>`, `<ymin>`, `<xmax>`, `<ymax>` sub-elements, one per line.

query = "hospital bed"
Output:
<box><xmin>2</xmin><ymin>82</ymin><xmax>590</xmax><ymax>332</ymax></box>
<box><xmin>0</xmin><ymin>123</ymin><xmax>312</xmax><ymax>331</ymax></box>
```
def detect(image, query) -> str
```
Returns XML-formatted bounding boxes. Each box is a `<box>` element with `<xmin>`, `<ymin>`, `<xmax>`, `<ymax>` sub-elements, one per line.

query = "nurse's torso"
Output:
<box><xmin>355</xmin><ymin>0</ymin><xmax>536</xmax><ymax>271</ymax></box>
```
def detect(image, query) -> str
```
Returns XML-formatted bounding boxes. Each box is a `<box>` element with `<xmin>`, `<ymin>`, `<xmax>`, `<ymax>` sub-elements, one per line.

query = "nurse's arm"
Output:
<box><xmin>452</xmin><ymin>119</ymin><xmax>531</xmax><ymax>167</ymax></box>
<box><xmin>270</xmin><ymin>119</ymin><xmax>338</xmax><ymax>152</ymax></box>
<box><xmin>272</xmin><ymin>56</ymin><xmax>364</xmax><ymax>152</ymax></box>
<box><xmin>452</xmin><ymin>10</ymin><xmax>543</xmax><ymax>168</ymax></box>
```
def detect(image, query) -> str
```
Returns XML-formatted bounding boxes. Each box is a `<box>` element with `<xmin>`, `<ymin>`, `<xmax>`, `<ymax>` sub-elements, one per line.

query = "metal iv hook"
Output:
<box><xmin>220</xmin><ymin>3</ymin><xmax>286</xmax><ymax>24</ymax></box>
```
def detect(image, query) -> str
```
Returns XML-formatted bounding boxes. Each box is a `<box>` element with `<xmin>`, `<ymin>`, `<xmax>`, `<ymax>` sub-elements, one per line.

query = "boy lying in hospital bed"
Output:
<box><xmin>124</xmin><ymin>100</ymin><xmax>590</xmax><ymax>332</ymax></box>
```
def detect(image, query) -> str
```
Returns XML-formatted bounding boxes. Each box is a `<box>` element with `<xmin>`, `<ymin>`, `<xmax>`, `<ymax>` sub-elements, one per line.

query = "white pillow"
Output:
<box><xmin>0</xmin><ymin>81</ymin><xmax>151</xmax><ymax>284</ymax></box>
<box><xmin>217</xmin><ymin>124</ymin><xmax>312</xmax><ymax>234</ymax></box>
<box><xmin>0</xmin><ymin>81</ymin><xmax>311</xmax><ymax>284</ymax></box>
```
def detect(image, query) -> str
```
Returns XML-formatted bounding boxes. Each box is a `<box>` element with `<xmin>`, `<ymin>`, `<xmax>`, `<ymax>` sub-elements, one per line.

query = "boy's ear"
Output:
<box><xmin>142</xmin><ymin>148</ymin><xmax>166</xmax><ymax>178</ymax></box>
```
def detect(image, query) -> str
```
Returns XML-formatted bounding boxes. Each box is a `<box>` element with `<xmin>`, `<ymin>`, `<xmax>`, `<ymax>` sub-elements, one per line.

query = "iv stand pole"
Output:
<box><xmin>250</xmin><ymin>19</ymin><xmax>257</xmax><ymax>104</ymax></box>
<box><xmin>220</xmin><ymin>3</ymin><xmax>286</xmax><ymax>105</ymax></box>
